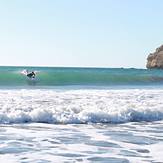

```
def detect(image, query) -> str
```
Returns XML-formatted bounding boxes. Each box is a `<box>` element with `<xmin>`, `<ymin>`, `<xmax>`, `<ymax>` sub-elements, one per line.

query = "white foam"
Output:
<box><xmin>0</xmin><ymin>89</ymin><xmax>163</xmax><ymax>124</ymax></box>
<box><xmin>1</xmin><ymin>122</ymin><xmax>163</xmax><ymax>162</ymax></box>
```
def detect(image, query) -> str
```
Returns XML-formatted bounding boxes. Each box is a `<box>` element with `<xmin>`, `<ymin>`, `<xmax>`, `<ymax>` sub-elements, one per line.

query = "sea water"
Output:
<box><xmin>0</xmin><ymin>66</ymin><xmax>163</xmax><ymax>163</ymax></box>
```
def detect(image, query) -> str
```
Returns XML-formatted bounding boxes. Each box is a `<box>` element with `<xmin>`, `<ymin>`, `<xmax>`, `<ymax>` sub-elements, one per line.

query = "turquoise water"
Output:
<box><xmin>0</xmin><ymin>66</ymin><xmax>163</xmax><ymax>86</ymax></box>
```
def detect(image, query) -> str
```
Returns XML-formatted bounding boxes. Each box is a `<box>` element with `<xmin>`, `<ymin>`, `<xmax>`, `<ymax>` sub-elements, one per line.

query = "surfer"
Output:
<box><xmin>27</xmin><ymin>71</ymin><xmax>35</xmax><ymax>78</ymax></box>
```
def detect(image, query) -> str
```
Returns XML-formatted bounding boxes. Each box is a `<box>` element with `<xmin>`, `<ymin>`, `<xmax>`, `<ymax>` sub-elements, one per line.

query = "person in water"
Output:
<box><xmin>27</xmin><ymin>71</ymin><xmax>35</xmax><ymax>78</ymax></box>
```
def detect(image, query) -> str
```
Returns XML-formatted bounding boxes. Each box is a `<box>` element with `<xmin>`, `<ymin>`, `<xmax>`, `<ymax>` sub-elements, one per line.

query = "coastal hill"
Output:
<box><xmin>146</xmin><ymin>45</ymin><xmax>163</xmax><ymax>68</ymax></box>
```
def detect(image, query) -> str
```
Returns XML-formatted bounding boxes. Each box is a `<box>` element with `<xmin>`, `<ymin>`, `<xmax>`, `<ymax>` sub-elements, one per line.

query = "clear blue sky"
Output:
<box><xmin>0</xmin><ymin>0</ymin><xmax>163</xmax><ymax>68</ymax></box>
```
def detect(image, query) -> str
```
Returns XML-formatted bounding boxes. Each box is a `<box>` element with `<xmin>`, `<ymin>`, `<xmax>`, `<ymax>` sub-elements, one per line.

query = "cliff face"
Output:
<box><xmin>146</xmin><ymin>45</ymin><xmax>163</xmax><ymax>69</ymax></box>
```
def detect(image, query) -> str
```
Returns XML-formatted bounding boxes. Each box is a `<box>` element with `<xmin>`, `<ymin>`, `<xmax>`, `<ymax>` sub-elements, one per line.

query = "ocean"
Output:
<box><xmin>0</xmin><ymin>66</ymin><xmax>163</xmax><ymax>163</ymax></box>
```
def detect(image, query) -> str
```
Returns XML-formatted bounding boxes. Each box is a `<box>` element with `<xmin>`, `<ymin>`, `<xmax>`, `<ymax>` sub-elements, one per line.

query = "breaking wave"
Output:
<box><xmin>0</xmin><ymin>67</ymin><xmax>163</xmax><ymax>86</ymax></box>
<box><xmin>0</xmin><ymin>89</ymin><xmax>163</xmax><ymax>124</ymax></box>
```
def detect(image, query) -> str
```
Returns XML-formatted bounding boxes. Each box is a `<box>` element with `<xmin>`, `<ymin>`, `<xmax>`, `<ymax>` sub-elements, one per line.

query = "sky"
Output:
<box><xmin>0</xmin><ymin>0</ymin><xmax>163</xmax><ymax>68</ymax></box>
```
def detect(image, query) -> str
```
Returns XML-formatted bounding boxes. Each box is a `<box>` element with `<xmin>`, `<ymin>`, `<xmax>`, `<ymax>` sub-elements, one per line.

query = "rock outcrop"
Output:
<box><xmin>146</xmin><ymin>45</ymin><xmax>163</xmax><ymax>69</ymax></box>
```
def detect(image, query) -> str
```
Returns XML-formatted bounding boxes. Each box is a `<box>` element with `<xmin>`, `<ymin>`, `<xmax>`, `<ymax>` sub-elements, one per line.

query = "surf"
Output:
<box><xmin>0</xmin><ymin>89</ymin><xmax>163</xmax><ymax>124</ymax></box>
<box><xmin>0</xmin><ymin>66</ymin><xmax>163</xmax><ymax>86</ymax></box>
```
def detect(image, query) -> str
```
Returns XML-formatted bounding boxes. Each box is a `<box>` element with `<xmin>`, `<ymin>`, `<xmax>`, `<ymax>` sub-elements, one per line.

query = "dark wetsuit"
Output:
<box><xmin>27</xmin><ymin>72</ymin><xmax>35</xmax><ymax>78</ymax></box>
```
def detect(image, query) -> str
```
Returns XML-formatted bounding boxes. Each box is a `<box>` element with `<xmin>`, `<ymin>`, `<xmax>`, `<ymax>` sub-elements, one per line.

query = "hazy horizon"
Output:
<box><xmin>0</xmin><ymin>65</ymin><xmax>149</xmax><ymax>69</ymax></box>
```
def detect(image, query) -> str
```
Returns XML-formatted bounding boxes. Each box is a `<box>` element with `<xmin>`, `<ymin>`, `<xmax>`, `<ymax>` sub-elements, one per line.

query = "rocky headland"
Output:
<box><xmin>146</xmin><ymin>45</ymin><xmax>163</xmax><ymax>69</ymax></box>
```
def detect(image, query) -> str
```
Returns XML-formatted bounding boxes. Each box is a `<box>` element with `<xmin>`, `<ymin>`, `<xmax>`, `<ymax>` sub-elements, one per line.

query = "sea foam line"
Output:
<box><xmin>0</xmin><ymin>89</ymin><xmax>163</xmax><ymax>124</ymax></box>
